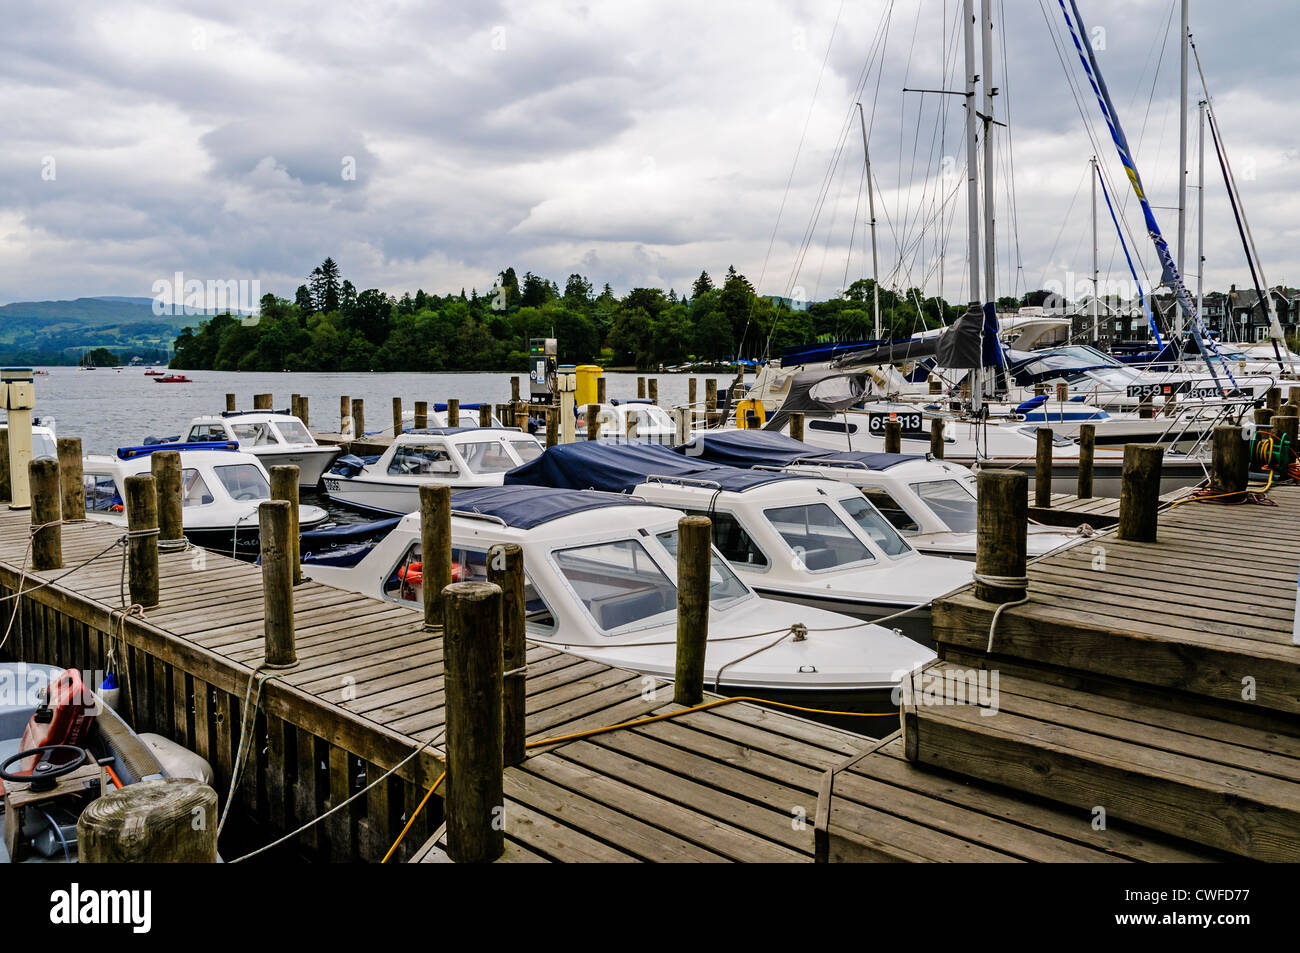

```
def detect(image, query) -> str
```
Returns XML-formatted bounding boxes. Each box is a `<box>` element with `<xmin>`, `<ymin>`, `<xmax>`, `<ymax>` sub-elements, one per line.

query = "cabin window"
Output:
<box><xmin>508</xmin><ymin>438</ymin><xmax>543</xmax><ymax>463</ymax></box>
<box><xmin>911</xmin><ymin>480</ymin><xmax>978</xmax><ymax>534</ymax></box>
<box><xmin>655</xmin><ymin>531</ymin><xmax>751</xmax><ymax>606</ymax></box>
<box><xmin>181</xmin><ymin>469</ymin><xmax>215</xmax><ymax>507</ymax></box>
<box><xmin>861</xmin><ymin>488</ymin><xmax>921</xmax><ymax>534</ymax></box>
<box><xmin>388</xmin><ymin>445</ymin><xmax>457</xmax><ymax>476</ymax></box>
<box><xmin>274</xmin><ymin>420</ymin><xmax>313</xmax><ymax>444</ymax></box>
<box><xmin>808</xmin><ymin>419</ymin><xmax>858</xmax><ymax>435</ymax></box>
<box><xmin>187</xmin><ymin>424</ymin><xmax>227</xmax><ymax>443</ymax></box>
<box><xmin>456</xmin><ymin>440</ymin><xmax>517</xmax><ymax>474</ymax></box>
<box><xmin>381</xmin><ymin>542</ymin><xmax>556</xmax><ymax>630</ymax></box>
<box><xmin>554</xmin><ymin>539</ymin><xmax>677</xmax><ymax>633</ymax></box>
<box><xmin>763</xmin><ymin>502</ymin><xmax>875</xmax><ymax>571</ymax></box>
<box><xmin>84</xmin><ymin>474</ymin><xmax>121</xmax><ymax>513</ymax></box>
<box><xmin>231</xmin><ymin>422</ymin><xmax>276</xmax><ymax>446</ymax></box>
<box><xmin>682</xmin><ymin>510</ymin><xmax>769</xmax><ymax>569</ymax></box>
<box><xmin>213</xmin><ymin>464</ymin><xmax>270</xmax><ymax>501</ymax></box>
<box><xmin>838</xmin><ymin>496</ymin><xmax>912</xmax><ymax>556</ymax></box>
<box><xmin>32</xmin><ymin>433</ymin><xmax>57</xmax><ymax>459</ymax></box>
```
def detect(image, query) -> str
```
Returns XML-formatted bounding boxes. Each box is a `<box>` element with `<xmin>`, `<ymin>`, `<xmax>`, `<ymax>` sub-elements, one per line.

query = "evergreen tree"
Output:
<box><xmin>294</xmin><ymin>284</ymin><xmax>315</xmax><ymax>315</ymax></box>
<box><xmin>691</xmin><ymin>270</ymin><xmax>714</xmax><ymax>299</ymax></box>
<box><xmin>309</xmin><ymin>257</ymin><xmax>342</xmax><ymax>313</ymax></box>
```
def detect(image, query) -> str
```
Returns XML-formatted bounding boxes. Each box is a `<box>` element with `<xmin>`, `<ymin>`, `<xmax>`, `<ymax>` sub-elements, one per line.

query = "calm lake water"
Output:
<box><xmin>18</xmin><ymin>366</ymin><xmax>737</xmax><ymax>455</ymax></box>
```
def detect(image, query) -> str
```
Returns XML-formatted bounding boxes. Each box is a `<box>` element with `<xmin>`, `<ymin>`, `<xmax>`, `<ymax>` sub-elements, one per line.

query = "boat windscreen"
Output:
<box><xmin>508</xmin><ymin>438</ymin><xmax>543</xmax><ymax>463</ymax></box>
<box><xmin>275</xmin><ymin>420</ymin><xmax>313</xmax><ymax>444</ymax></box>
<box><xmin>911</xmin><ymin>479</ymin><xmax>978</xmax><ymax>534</ymax></box>
<box><xmin>457</xmin><ymin>440</ymin><xmax>518</xmax><ymax>474</ymax></box>
<box><xmin>837</xmin><ymin>496</ymin><xmax>913</xmax><ymax>556</ymax></box>
<box><xmin>554</xmin><ymin>538</ymin><xmax>677</xmax><ymax>633</ymax></box>
<box><xmin>763</xmin><ymin>502</ymin><xmax>875</xmax><ymax>571</ymax></box>
<box><xmin>214</xmin><ymin>464</ymin><xmax>270</xmax><ymax>501</ymax></box>
<box><xmin>655</xmin><ymin>531</ymin><xmax>751</xmax><ymax>607</ymax></box>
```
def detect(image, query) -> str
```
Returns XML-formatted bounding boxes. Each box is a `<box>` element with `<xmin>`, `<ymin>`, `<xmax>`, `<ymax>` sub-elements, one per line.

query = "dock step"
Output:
<box><xmin>901</xmin><ymin>660</ymin><xmax>1300</xmax><ymax>862</ymax></box>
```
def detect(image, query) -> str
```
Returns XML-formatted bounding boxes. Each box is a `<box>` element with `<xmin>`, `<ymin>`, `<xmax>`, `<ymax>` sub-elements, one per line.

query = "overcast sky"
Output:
<box><xmin>1</xmin><ymin>0</ymin><xmax>1296</xmax><ymax>307</ymax></box>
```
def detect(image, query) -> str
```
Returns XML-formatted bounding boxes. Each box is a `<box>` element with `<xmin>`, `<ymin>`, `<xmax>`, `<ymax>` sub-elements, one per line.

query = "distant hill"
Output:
<box><xmin>0</xmin><ymin>296</ymin><xmax>229</xmax><ymax>365</ymax></box>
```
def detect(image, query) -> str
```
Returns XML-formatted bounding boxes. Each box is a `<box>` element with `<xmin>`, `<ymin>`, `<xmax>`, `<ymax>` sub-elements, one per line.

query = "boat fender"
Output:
<box><xmin>136</xmin><ymin>732</ymin><xmax>214</xmax><ymax>785</ymax></box>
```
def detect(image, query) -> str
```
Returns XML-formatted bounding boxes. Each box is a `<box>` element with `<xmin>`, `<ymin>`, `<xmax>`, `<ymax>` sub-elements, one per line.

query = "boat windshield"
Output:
<box><xmin>763</xmin><ymin>502</ymin><xmax>875</xmax><ymax>571</ymax></box>
<box><xmin>836</xmin><ymin>496</ymin><xmax>912</xmax><ymax>556</ymax></box>
<box><xmin>388</xmin><ymin>444</ymin><xmax>457</xmax><ymax>476</ymax></box>
<box><xmin>1011</xmin><ymin>345</ymin><xmax>1124</xmax><ymax>375</ymax></box>
<box><xmin>553</xmin><ymin>538</ymin><xmax>677</xmax><ymax>633</ymax></box>
<box><xmin>910</xmin><ymin>479</ymin><xmax>977</xmax><ymax>533</ymax></box>
<box><xmin>231</xmin><ymin>422</ymin><xmax>278</xmax><ymax>446</ymax></box>
<box><xmin>214</xmin><ymin>464</ymin><xmax>270</xmax><ymax>501</ymax></box>
<box><xmin>181</xmin><ymin>469</ymin><xmax>215</xmax><ymax>507</ymax></box>
<box><xmin>655</xmin><ymin>531</ymin><xmax>751</xmax><ymax>607</ymax></box>
<box><xmin>624</xmin><ymin>405</ymin><xmax>674</xmax><ymax>432</ymax></box>
<box><xmin>383</xmin><ymin>544</ymin><xmax>555</xmax><ymax>630</ymax></box>
<box><xmin>32</xmin><ymin>433</ymin><xmax>56</xmax><ymax>459</ymax></box>
<box><xmin>274</xmin><ymin>420</ymin><xmax>313</xmax><ymax>444</ymax></box>
<box><xmin>456</xmin><ymin>439</ymin><xmax>518</xmax><ymax>474</ymax></box>
<box><xmin>508</xmin><ymin>438</ymin><xmax>542</xmax><ymax>463</ymax></box>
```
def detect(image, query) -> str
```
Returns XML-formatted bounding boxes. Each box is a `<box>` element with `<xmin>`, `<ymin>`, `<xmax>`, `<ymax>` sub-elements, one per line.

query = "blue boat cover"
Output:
<box><xmin>404</xmin><ymin>427</ymin><xmax>496</xmax><ymax>437</ymax></box>
<box><xmin>672</xmin><ymin>429</ymin><xmax>920</xmax><ymax>471</ymax></box>
<box><xmin>432</xmin><ymin>403</ymin><xmax>487</xmax><ymax>412</ymax></box>
<box><xmin>452</xmin><ymin>485</ymin><xmax>641</xmax><ymax>529</ymax></box>
<box><xmin>505</xmin><ymin>441</ymin><xmax>806</xmax><ymax>494</ymax></box>
<box><xmin>300</xmin><ymin>517</ymin><xmax>402</xmax><ymax>566</ymax></box>
<box><xmin>118</xmin><ymin>441</ymin><xmax>238</xmax><ymax>459</ymax></box>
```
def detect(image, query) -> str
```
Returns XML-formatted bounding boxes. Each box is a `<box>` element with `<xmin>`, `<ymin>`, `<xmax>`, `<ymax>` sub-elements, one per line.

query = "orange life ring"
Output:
<box><xmin>398</xmin><ymin>561</ymin><xmax>464</xmax><ymax>586</ymax></box>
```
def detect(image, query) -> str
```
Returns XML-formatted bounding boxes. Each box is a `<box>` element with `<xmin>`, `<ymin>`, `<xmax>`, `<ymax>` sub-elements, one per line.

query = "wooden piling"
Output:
<box><xmin>124</xmin><ymin>474</ymin><xmax>159</xmax><ymax>609</ymax></box>
<box><xmin>150</xmin><ymin>449</ymin><xmax>184</xmax><ymax>549</ymax></box>
<box><xmin>298</xmin><ymin>395</ymin><xmax>309</xmax><ymax>428</ymax></box>
<box><xmin>1035</xmin><ymin>428</ymin><xmax>1054</xmax><ymax>508</ymax></box>
<box><xmin>1055</xmin><ymin>382</ymin><xmax>1068</xmax><ymax>402</ymax></box>
<box><xmin>1077</xmin><ymin>423</ymin><xmax>1096</xmax><ymax>499</ymax></box>
<box><xmin>674</xmin><ymin>515</ymin><xmax>711</xmax><ymax>706</ymax></box>
<box><xmin>413</xmin><ymin>401</ymin><xmax>428</xmax><ymax>430</ymax></box>
<box><xmin>392</xmin><ymin>397</ymin><xmax>403</xmax><ymax>436</ymax></box>
<box><xmin>1267</xmin><ymin>386</ymin><xmax>1282</xmax><ymax>416</ymax></box>
<box><xmin>1273</xmin><ymin>415</ymin><xmax>1298</xmax><ymax>469</ymax></box>
<box><xmin>487</xmin><ymin>543</ymin><xmax>526</xmax><ymax>768</ymax></box>
<box><xmin>270</xmin><ymin>465</ymin><xmax>302</xmax><ymax>585</ymax></box>
<box><xmin>225</xmin><ymin>393</ymin><xmax>237</xmax><ymax>413</ymax></box>
<box><xmin>974</xmin><ymin>469</ymin><xmax>1027</xmax><ymax>604</ymax></box>
<box><xmin>57</xmin><ymin>437</ymin><xmax>84</xmax><ymax>523</ymax></box>
<box><xmin>1255</xmin><ymin>407</ymin><xmax>1275</xmax><ymax>427</ymax></box>
<box><xmin>789</xmin><ymin>412</ymin><xmax>805</xmax><ymax>443</ymax></box>
<box><xmin>340</xmin><ymin>395</ymin><xmax>351</xmax><ymax>433</ymax></box>
<box><xmin>688</xmin><ymin>378</ymin><xmax>698</xmax><ymax>430</ymax></box>
<box><xmin>29</xmin><ymin>458</ymin><xmax>62</xmax><ymax>571</ymax></box>
<box><xmin>930</xmin><ymin>418</ymin><xmax>945</xmax><ymax>459</ymax></box>
<box><xmin>479</xmin><ymin>404</ymin><xmax>492</xmax><ymax>428</ymax></box>
<box><xmin>447</xmin><ymin>398</ymin><xmax>460</xmax><ymax>428</ymax></box>
<box><xmin>258</xmin><ymin>499</ymin><xmax>297</xmax><ymax>667</ymax></box>
<box><xmin>637</xmin><ymin>377</ymin><xmax>646</xmax><ymax>399</ymax></box>
<box><xmin>884</xmin><ymin>420</ymin><xmax>902</xmax><ymax>454</ymax></box>
<box><xmin>351</xmin><ymin>398</ymin><xmax>365</xmax><ymax>439</ymax></box>
<box><xmin>514</xmin><ymin>403</ymin><xmax>530</xmax><ymax>434</ymax></box>
<box><xmin>929</xmin><ymin>377</ymin><xmax>943</xmax><ymax>395</ymax></box>
<box><xmin>1138</xmin><ymin>393</ymin><xmax>1154</xmax><ymax>420</ymax></box>
<box><xmin>78</xmin><ymin>778</ymin><xmax>219</xmax><ymax>863</ymax></box>
<box><xmin>647</xmin><ymin>379</ymin><xmax>658</xmax><ymax>405</ymax></box>
<box><xmin>596</xmin><ymin>376</ymin><xmax>607</xmax><ymax>404</ymax></box>
<box><xmin>442</xmin><ymin>580</ymin><xmax>505</xmax><ymax>864</ymax></box>
<box><xmin>254</xmin><ymin>393</ymin><xmax>273</xmax><ymax>410</ymax></box>
<box><xmin>291</xmin><ymin>394</ymin><xmax>301</xmax><ymax>420</ymax></box>
<box><xmin>1117</xmin><ymin>444</ymin><xmax>1164</xmax><ymax>543</ymax></box>
<box><xmin>545</xmin><ymin>411</ymin><xmax>558</xmax><ymax>448</ymax></box>
<box><xmin>1211</xmin><ymin>425</ymin><xmax>1248</xmax><ymax>501</ymax></box>
<box><xmin>586</xmin><ymin>403</ymin><xmax>599</xmax><ymax>440</ymax></box>
<box><xmin>510</xmin><ymin>376</ymin><xmax>520</xmax><ymax>403</ymax></box>
<box><xmin>419</xmin><ymin>484</ymin><xmax>452</xmax><ymax>628</ymax></box>
<box><xmin>0</xmin><ymin>429</ymin><xmax>9</xmax><ymax>504</ymax></box>
<box><xmin>705</xmin><ymin>379</ymin><xmax>718</xmax><ymax>427</ymax></box>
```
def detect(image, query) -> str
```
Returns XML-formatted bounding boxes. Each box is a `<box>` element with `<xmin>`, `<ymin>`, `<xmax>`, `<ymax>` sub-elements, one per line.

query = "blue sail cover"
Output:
<box><xmin>504</xmin><ymin>441</ymin><xmax>806</xmax><ymax>494</ymax></box>
<box><xmin>451</xmin><ymin>485</ymin><xmax>641</xmax><ymax>529</ymax></box>
<box><xmin>672</xmin><ymin>430</ymin><xmax>919</xmax><ymax>471</ymax></box>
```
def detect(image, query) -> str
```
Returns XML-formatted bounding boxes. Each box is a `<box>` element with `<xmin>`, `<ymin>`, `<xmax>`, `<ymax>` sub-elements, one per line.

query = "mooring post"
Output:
<box><xmin>930</xmin><ymin>418</ymin><xmax>945</xmax><ymax>459</ymax></box>
<box><xmin>929</xmin><ymin>377</ymin><xmax>943</xmax><ymax>395</ymax></box>
<box><xmin>291</xmin><ymin>394</ymin><xmax>300</xmax><ymax>420</ymax></box>
<box><xmin>1118</xmin><ymin>444</ymin><xmax>1164</xmax><ymax>543</ymax></box>
<box><xmin>1287</xmin><ymin>386</ymin><xmax>1300</xmax><ymax>411</ymax></box>
<box><xmin>418</xmin><ymin>483</ymin><xmax>452</xmax><ymax>628</ymax></box>
<box><xmin>1035</xmin><ymin>428</ymin><xmax>1054</xmax><ymax>508</ymax></box>
<box><xmin>705</xmin><ymin>379</ymin><xmax>718</xmax><ymax>427</ymax></box>
<box><xmin>974</xmin><ymin>469</ymin><xmax>1027</xmax><ymax>604</ymax></box>
<box><xmin>445</xmin><ymin>398</ymin><xmax>458</xmax><ymax>428</ymax></box>
<box><xmin>1211</xmin><ymin>425</ymin><xmax>1247</xmax><ymax>501</ymax></box>
<box><xmin>150</xmin><ymin>449</ymin><xmax>184</xmax><ymax>550</ymax></box>
<box><xmin>585</xmin><ymin>403</ymin><xmax>599</xmax><ymax>440</ymax></box>
<box><xmin>479</xmin><ymin>404</ymin><xmax>491</xmax><ymax>428</ymax></box>
<box><xmin>884</xmin><ymin>420</ymin><xmax>902</xmax><ymax>454</ymax></box>
<box><xmin>1138</xmin><ymin>393</ymin><xmax>1154</xmax><ymax>420</ymax></box>
<box><xmin>298</xmin><ymin>395</ymin><xmax>309</xmax><ymax>429</ymax></box>
<box><xmin>29</xmin><ymin>458</ymin><xmax>62</xmax><ymax>571</ymax></box>
<box><xmin>1077</xmin><ymin>423</ymin><xmax>1096</xmax><ymax>499</ymax></box>
<box><xmin>258</xmin><ymin>499</ymin><xmax>297</xmax><ymax>667</ymax></box>
<box><xmin>514</xmin><ymin>403</ymin><xmax>530</xmax><ymax>434</ymax></box>
<box><xmin>789</xmin><ymin>412</ymin><xmax>805</xmax><ymax>443</ymax></box>
<box><xmin>351</xmin><ymin>398</ymin><xmax>365</xmax><ymax>439</ymax></box>
<box><xmin>124</xmin><ymin>474</ymin><xmax>159</xmax><ymax>609</ymax></box>
<box><xmin>57</xmin><ymin>437</ymin><xmax>85</xmax><ymax>523</ymax></box>
<box><xmin>1255</xmin><ymin>407</ymin><xmax>1275</xmax><ymax>427</ymax></box>
<box><xmin>596</xmin><ymin>376</ymin><xmax>607</xmax><ymax>404</ymax></box>
<box><xmin>487</xmin><ymin>543</ymin><xmax>526</xmax><ymax>768</ymax></box>
<box><xmin>78</xmin><ymin>778</ymin><xmax>219</xmax><ymax>862</ymax></box>
<box><xmin>340</xmin><ymin>395</ymin><xmax>351</xmax><ymax>433</ymax></box>
<box><xmin>626</xmin><ymin>411</ymin><xmax>638</xmax><ymax>440</ymax></box>
<box><xmin>545</xmin><ymin>410</ymin><xmax>558</xmax><ymax>448</ymax></box>
<box><xmin>510</xmin><ymin>376</ymin><xmax>520</xmax><ymax>403</ymax></box>
<box><xmin>1267</xmin><ymin>386</ymin><xmax>1282</xmax><ymax>416</ymax></box>
<box><xmin>688</xmin><ymin>377</ymin><xmax>698</xmax><ymax>430</ymax></box>
<box><xmin>254</xmin><ymin>393</ymin><xmax>272</xmax><ymax>410</ymax></box>
<box><xmin>0</xmin><ymin>429</ymin><xmax>10</xmax><ymax>504</ymax></box>
<box><xmin>1055</xmin><ymin>382</ymin><xmax>1068</xmax><ymax>402</ymax></box>
<box><xmin>1272</xmin><ymin>414</ymin><xmax>1298</xmax><ymax>465</ymax></box>
<box><xmin>442</xmin><ymin>580</ymin><xmax>505</xmax><ymax>863</ymax></box>
<box><xmin>647</xmin><ymin>378</ymin><xmax>658</xmax><ymax>405</ymax></box>
<box><xmin>410</xmin><ymin>400</ymin><xmax>426</xmax><ymax>430</ymax></box>
<box><xmin>392</xmin><ymin>397</ymin><xmax>403</xmax><ymax>437</ymax></box>
<box><xmin>637</xmin><ymin>376</ymin><xmax>646</xmax><ymax>399</ymax></box>
<box><xmin>270</xmin><ymin>465</ymin><xmax>302</xmax><ymax>585</ymax></box>
<box><xmin>674</xmin><ymin>514</ymin><xmax>711</xmax><ymax>706</ymax></box>
<box><xmin>225</xmin><ymin>393</ymin><xmax>237</xmax><ymax>413</ymax></box>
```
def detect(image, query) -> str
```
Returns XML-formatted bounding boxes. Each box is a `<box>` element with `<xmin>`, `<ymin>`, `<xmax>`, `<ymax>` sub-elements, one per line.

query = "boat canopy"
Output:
<box><xmin>674</xmin><ymin>429</ymin><xmax>919</xmax><ymax>471</ymax></box>
<box><xmin>763</xmin><ymin>369</ymin><xmax>871</xmax><ymax>433</ymax></box>
<box><xmin>451</xmin><ymin>485</ymin><xmax>640</xmax><ymax>529</ymax></box>
<box><xmin>118</xmin><ymin>441</ymin><xmax>239</xmax><ymax>459</ymax></box>
<box><xmin>504</xmin><ymin>441</ymin><xmax>805</xmax><ymax>494</ymax></box>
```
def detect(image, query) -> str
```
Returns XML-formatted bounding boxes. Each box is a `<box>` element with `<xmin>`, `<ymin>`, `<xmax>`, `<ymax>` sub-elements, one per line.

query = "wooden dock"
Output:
<box><xmin>818</xmin><ymin>483</ymin><xmax>1300</xmax><ymax>862</ymax></box>
<box><xmin>0</xmin><ymin>506</ymin><xmax>872</xmax><ymax>863</ymax></box>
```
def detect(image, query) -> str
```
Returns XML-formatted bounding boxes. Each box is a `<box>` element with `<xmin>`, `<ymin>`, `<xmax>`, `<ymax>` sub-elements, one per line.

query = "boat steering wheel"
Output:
<box><xmin>0</xmin><ymin>745</ymin><xmax>89</xmax><ymax>792</ymax></box>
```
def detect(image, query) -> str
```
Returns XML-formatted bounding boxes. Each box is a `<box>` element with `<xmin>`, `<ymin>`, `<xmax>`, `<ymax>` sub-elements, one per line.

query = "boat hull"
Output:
<box><xmin>750</xmin><ymin>587</ymin><xmax>935</xmax><ymax>648</ymax></box>
<box><xmin>252</xmin><ymin>447</ymin><xmax>341</xmax><ymax>487</ymax></box>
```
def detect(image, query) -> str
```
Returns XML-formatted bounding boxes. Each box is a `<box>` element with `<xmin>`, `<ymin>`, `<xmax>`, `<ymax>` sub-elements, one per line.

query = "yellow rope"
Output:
<box><xmin>381</xmin><ymin>770</ymin><xmax>446</xmax><ymax>863</ymax></box>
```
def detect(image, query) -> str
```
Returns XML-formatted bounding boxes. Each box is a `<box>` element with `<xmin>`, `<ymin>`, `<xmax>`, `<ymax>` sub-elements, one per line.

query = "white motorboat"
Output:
<box><xmin>504</xmin><ymin>441</ymin><xmax>973</xmax><ymax>645</ymax></box>
<box><xmin>322</xmin><ymin>428</ymin><xmax>544</xmax><ymax>515</ymax></box>
<box><xmin>675</xmin><ymin>429</ymin><xmax>1083</xmax><ymax>560</ymax></box>
<box><xmin>397</xmin><ymin>403</ymin><xmax>508</xmax><ymax>432</ymax></box>
<box><xmin>304</xmin><ymin>485</ymin><xmax>933</xmax><ymax>718</ymax></box>
<box><xmin>0</xmin><ymin>423</ymin><xmax>57</xmax><ymax>459</ymax></box>
<box><xmin>181</xmin><ymin>412</ymin><xmax>340</xmax><ymax>487</ymax></box>
<box><xmin>575</xmin><ymin>400</ymin><xmax>678</xmax><ymax>442</ymax></box>
<box><xmin>82</xmin><ymin>441</ymin><xmax>328</xmax><ymax>558</ymax></box>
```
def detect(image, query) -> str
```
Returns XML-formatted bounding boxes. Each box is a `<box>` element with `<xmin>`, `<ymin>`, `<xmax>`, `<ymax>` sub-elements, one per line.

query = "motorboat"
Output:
<box><xmin>504</xmin><ymin>441</ymin><xmax>974</xmax><ymax>645</ymax></box>
<box><xmin>673</xmin><ymin>429</ymin><xmax>1083</xmax><ymax>560</ymax></box>
<box><xmin>574</xmin><ymin>400</ymin><xmax>679</xmax><ymax>442</ymax></box>
<box><xmin>322</xmin><ymin>428</ymin><xmax>545</xmax><ymax>515</ymax></box>
<box><xmin>153</xmin><ymin>375</ymin><xmax>192</xmax><ymax>384</ymax></box>
<box><xmin>1</xmin><ymin>663</ymin><xmax>213</xmax><ymax>862</ymax></box>
<box><xmin>397</xmin><ymin>403</ymin><xmax>508</xmax><ymax>432</ymax></box>
<box><xmin>82</xmin><ymin>441</ymin><xmax>328</xmax><ymax>558</ymax></box>
<box><xmin>0</xmin><ymin>423</ymin><xmax>57</xmax><ymax>460</ymax></box>
<box><xmin>304</xmin><ymin>485</ymin><xmax>933</xmax><ymax>720</ymax></box>
<box><xmin>180</xmin><ymin>411</ymin><xmax>341</xmax><ymax>487</ymax></box>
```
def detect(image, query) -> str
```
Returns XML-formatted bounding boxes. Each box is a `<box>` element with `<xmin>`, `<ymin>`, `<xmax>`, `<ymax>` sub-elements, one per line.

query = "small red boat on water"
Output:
<box><xmin>154</xmin><ymin>374</ymin><xmax>193</xmax><ymax>383</ymax></box>
<box><xmin>144</xmin><ymin>369</ymin><xmax>164</xmax><ymax>376</ymax></box>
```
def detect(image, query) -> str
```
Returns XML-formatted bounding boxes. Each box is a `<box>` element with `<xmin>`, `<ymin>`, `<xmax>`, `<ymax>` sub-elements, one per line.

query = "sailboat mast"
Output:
<box><xmin>1197</xmin><ymin>99</ymin><xmax>1205</xmax><ymax>325</ymax></box>
<box><xmin>1176</xmin><ymin>0</ymin><xmax>1189</xmax><ymax>335</ymax></box>
<box><xmin>855</xmin><ymin>103</ymin><xmax>882</xmax><ymax>340</ymax></box>
<box><xmin>1091</xmin><ymin>156</ymin><xmax>1099</xmax><ymax>344</ymax></box>
<box><xmin>980</xmin><ymin>0</ymin><xmax>996</xmax><ymax>307</ymax></box>
<box><xmin>961</xmin><ymin>0</ymin><xmax>982</xmax><ymax>409</ymax></box>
